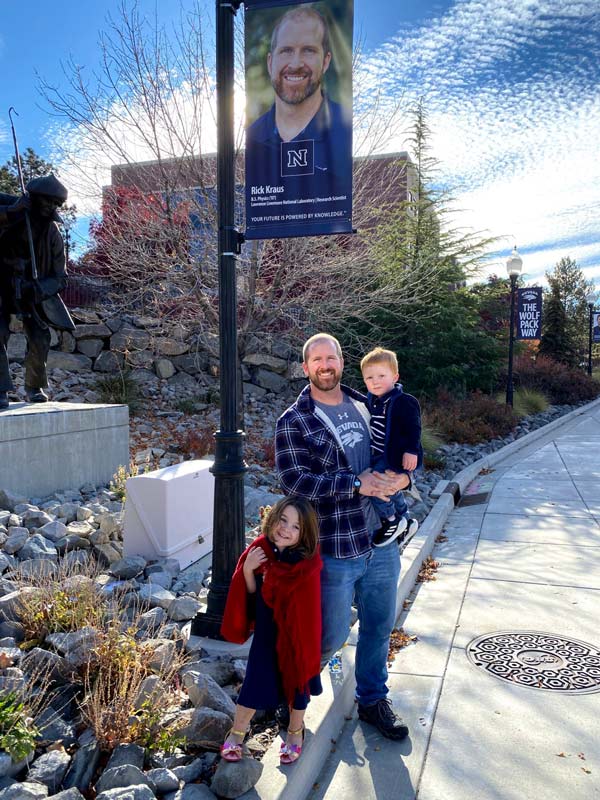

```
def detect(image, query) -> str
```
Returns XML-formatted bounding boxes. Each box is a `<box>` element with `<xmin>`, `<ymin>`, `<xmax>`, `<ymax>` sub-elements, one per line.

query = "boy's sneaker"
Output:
<box><xmin>398</xmin><ymin>517</ymin><xmax>419</xmax><ymax>550</ymax></box>
<box><xmin>373</xmin><ymin>516</ymin><xmax>407</xmax><ymax>547</ymax></box>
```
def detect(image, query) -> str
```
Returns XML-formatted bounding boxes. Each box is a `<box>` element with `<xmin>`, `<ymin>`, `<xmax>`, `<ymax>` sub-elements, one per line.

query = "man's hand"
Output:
<box><xmin>385</xmin><ymin>470</ymin><xmax>411</xmax><ymax>493</ymax></box>
<box><xmin>357</xmin><ymin>469</ymin><xmax>402</xmax><ymax>502</ymax></box>
<box><xmin>402</xmin><ymin>453</ymin><xmax>418</xmax><ymax>471</ymax></box>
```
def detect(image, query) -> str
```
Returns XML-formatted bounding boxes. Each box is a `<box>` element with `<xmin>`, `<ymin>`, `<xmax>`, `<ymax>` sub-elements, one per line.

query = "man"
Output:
<box><xmin>245</xmin><ymin>6</ymin><xmax>352</xmax><ymax>235</ymax></box>
<box><xmin>593</xmin><ymin>313</ymin><xmax>600</xmax><ymax>343</ymax></box>
<box><xmin>275</xmin><ymin>333</ymin><xmax>411</xmax><ymax>740</ymax></box>
<box><xmin>0</xmin><ymin>174</ymin><xmax>71</xmax><ymax>410</ymax></box>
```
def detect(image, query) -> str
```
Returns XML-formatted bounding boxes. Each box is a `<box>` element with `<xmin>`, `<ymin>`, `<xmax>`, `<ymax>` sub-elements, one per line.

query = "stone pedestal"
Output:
<box><xmin>0</xmin><ymin>402</ymin><xmax>129</xmax><ymax>498</ymax></box>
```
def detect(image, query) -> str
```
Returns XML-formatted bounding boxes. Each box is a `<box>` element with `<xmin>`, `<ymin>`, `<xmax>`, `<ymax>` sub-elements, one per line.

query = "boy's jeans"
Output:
<box><xmin>321</xmin><ymin>544</ymin><xmax>401</xmax><ymax>705</ymax></box>
<box><xmin>371</xmin><ymin>454</ymin><xmax>408</xmax><ymax>519</ymax></box>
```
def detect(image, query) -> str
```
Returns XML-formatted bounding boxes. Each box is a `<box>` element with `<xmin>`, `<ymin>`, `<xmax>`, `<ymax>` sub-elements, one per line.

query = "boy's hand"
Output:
<box><xmin>358</xmin><ymin>469</ymin><xmax>407</xmax><ymax>501</ymax></box>
<box><xmin>402</xmin><ymin>453</ymin><xmax>418</xmax><ymax>471</ymax></box>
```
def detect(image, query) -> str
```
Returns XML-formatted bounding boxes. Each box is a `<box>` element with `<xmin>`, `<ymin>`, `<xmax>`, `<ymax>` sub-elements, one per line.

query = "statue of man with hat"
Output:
<box><xmin>0</xmin><ymin>174</ymin><xmax>75</xmax><ymax>410</ymax></box>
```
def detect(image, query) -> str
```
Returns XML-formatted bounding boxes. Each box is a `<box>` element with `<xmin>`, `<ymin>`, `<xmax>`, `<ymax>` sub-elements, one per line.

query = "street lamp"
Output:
<box><xmin>505</xmin><ymin>246</ymin><xmax>523</xmax><ymax>406</ymax></box>
<box><xmin>586</xmin><ymin>291</ymin><xmax>596</xmax><ymax>376</ymax></box>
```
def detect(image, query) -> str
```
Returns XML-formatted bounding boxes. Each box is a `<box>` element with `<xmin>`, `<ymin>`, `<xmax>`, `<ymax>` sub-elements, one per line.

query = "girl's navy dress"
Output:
<box><xmin>237</xmin><ymin>545</ymin><xmax>323</xmax><ymax>711</ymax></box>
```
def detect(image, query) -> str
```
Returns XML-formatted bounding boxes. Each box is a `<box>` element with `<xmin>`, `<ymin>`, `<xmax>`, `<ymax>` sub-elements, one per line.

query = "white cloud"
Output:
<box><xmin>358</xmin><ymin>0</ymin><xmax>600</xmax><ymax>285</ymax></box>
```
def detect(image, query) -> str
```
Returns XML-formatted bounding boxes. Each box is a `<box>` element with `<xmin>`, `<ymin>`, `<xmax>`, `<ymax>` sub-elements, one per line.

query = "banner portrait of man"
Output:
<box><xmin>593</xmin><ymin>311</ymin><xmax>600</xmax><ymax>344</ymax></box>
<box><xmin>244</xmin><ymin>0</ymin><xmax>354</xmax><ymax>240</ymax></box>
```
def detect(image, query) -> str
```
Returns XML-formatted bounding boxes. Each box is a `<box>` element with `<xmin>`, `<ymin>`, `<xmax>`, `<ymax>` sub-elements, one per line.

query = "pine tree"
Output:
<box><xmin>0</xmin><ymin>148</ymin><xmax>56</xmax><ymax>194</ymax></box>
<box><xmin>538</xmin><ymin>285</ymin><xmax>578</xmax><ymax>366</ymax></box>
<box><xmin>545</xmin><ymin>256</ymin><xmax>595</xmax><ymax>362</ymax></box>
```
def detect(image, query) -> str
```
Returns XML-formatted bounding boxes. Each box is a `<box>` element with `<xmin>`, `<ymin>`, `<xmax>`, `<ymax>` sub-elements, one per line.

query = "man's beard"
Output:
<box><xmin>272</xmin><ymin>69</ymin><xmax>322</xmax><ymax>106</ymax></box>
<box><xmin>308</xmin><ymin>367</ymin><xmax>342</xmax><ymax>392</ymax></box>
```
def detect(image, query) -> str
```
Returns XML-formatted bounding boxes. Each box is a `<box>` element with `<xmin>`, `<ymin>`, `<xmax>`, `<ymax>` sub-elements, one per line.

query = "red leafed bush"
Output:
<box><xmin>425</xmin><ymin>389</ymin><xmax>519</xmax><ymax>444</ymax></box>
<box><xmin>513</xmin><ymin>355</ymin><xmax>600</xmax><ymax>405</ymax></box>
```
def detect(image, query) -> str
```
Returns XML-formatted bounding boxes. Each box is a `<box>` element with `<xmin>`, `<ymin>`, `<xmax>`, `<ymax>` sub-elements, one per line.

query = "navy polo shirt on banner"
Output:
<box><xmin>245</xmin><ymin>93</ymin><xmax>353</xmax><ymax>239</ymax></box>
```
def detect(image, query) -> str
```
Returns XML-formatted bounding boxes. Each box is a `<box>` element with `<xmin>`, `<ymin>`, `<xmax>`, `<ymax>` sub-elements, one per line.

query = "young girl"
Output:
<box><xmin>220</xmin><ymin>496</ymin><xmax>322</xmax><ymax>765</ymax></box>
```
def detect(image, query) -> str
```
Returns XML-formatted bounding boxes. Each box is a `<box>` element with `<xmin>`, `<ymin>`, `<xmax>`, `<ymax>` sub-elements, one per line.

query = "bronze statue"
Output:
<box><xmin>0</xmin><ymin>175</ymin><xmax>75</xmax><ymax>410</ymax></box>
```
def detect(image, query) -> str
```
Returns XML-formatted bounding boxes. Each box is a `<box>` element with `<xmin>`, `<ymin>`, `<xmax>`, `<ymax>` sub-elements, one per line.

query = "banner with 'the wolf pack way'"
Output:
<box><xmin>516</xmin><ymin>287</ymin><xmax>543</xmax><ymax>340</ymax></box>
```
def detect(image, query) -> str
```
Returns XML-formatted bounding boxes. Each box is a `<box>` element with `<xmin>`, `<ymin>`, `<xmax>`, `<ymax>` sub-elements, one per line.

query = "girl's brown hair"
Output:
<box><xmin>262</xmin><ymin>496</ymin><xmax>319</xmax><ymax>558</ymax></box>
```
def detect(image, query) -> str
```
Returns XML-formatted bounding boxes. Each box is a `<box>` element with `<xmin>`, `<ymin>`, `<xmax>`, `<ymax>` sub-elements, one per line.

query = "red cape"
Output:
<box><xmin>221</xmin><ymin>535</ymin><xmax>322</xmax><ymax>705</ymax></box>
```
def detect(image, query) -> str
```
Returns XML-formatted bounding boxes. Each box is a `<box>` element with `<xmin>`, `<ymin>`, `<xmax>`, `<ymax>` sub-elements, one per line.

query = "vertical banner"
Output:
<box><xmin>244</xmin><ymin>0</ymin><xmax>353</xmax><ymax>240</ymax></box>
<box><xmin>516</xmin><ymin>287</ymin><xmax>543</xmax><ymax>339</ymax></box>
<box><xmin>593</xmin><ymin>311</ymin><xmax>600</xmax><ymax>344</ymax></box>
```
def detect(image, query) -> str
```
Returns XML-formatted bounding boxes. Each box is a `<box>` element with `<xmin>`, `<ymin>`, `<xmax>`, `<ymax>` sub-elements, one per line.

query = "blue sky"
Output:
<box><xmin>1</xmin><ymin>0</ymin><xmax>599</xmax><ymax>286</ymax></box>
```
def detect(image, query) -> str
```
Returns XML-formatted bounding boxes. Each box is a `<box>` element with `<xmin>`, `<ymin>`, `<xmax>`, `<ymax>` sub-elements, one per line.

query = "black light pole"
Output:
<box><xmin>505</xmin><ymin>246</ymin><xmax>523</xmax><ymax>407</ymax></box>
<box><xmin>586</xmin><ymin>293</ymin><xmax>596</xmax><ymax>376</ymax></box>
<box><xmin>192</xmin><ymin>0</ymin><xmax>247</xmax><ymax>638</ymax></box>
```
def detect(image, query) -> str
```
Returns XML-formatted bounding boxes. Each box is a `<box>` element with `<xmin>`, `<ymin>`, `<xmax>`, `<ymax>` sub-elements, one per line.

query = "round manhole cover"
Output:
<box><xmin>466</xmin><ymin>631</ymin><xmax>600</xmax><ymax>694</ymax></box>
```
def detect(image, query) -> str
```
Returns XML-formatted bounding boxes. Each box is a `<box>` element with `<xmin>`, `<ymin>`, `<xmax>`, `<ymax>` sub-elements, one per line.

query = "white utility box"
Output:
<box><xmin>123</xmin><ymin>459</ymin><xmax>214</xmax><ymax>568</ymax></box>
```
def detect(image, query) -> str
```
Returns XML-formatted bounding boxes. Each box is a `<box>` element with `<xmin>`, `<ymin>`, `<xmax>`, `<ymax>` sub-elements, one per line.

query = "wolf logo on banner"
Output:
<box><xmin>245</xmin><ymin>0</ymin><xmax>353</xmax><ymax>240</ymax></box>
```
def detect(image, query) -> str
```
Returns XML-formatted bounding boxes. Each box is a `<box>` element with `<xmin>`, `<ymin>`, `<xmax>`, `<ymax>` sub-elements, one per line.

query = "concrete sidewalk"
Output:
<box><xmin>310</xmin><ymin>398</ymin><xmax>600</xmax><ymax>800</ymax></box>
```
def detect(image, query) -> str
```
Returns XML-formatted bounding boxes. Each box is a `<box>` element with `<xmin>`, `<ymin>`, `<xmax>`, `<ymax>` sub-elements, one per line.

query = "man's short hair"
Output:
<box><xmin>360</xmin><ymin>347</ymin><xmax>399</xmax><ymax>374</ymax></box>
<box><xmin>270</xmin><ymin>6</ymin><xmax>331</xmax><ymax>56</ymax></box>
<box><xmin>303</xmin><ymin>333</ymin><xmax>342</xmax><ymax>362</ymax></box>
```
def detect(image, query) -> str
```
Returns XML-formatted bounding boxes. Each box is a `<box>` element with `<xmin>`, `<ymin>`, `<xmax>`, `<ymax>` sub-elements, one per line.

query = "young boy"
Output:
<box><xmin>361</xmin><ymin>347</ymin><xmax>423</xmax><ymax>548</ymax></box>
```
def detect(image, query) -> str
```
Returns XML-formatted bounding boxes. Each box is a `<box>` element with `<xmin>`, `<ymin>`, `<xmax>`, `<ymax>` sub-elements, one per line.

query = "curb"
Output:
<box><xmin>240</xmin><ymin>395</ymin><xmax>600</xmax><ymax>800</ymax></box>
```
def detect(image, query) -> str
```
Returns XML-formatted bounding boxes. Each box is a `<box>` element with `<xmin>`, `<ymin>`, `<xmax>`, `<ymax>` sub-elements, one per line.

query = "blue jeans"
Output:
<box><xmin>321</xmin><ymin>545</ymin><xmax>401</xmax><ymax>705</ymax></box>
<box><xmin>371</xmin><ymin>454</ymin><xmax>408</xmax><ymax>520</ymax></box>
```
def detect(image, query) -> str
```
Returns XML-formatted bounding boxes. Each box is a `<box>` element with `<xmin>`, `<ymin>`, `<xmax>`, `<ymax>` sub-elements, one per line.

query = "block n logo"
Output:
<box><xmin>281</xmin><ymin>139</ymin><xmax>314</xmax><ymax>177</ymax></box>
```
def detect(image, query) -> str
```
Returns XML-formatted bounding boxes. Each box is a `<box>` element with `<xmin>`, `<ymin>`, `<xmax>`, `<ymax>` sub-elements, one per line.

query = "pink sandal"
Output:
<box><xmin>280</xmin><ymin>724</ymin><xmax>305</xmax><ymax>765</ymax></box>
<box><xmin>220</xmin><ymin>728</ymin><xmax>247</xmax><ymax>762</ymax></box>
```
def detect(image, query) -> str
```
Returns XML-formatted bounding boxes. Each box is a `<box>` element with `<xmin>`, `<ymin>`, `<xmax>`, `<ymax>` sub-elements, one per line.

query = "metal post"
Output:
<box><xmin>506</xmin><ymin>274</ymin><xmax>517</xmax><ymax>407</ymax></box>
<box><xmin>588</xmin><ymin>304</ymin><xmax>594</xmax><ymax>376</ymax></box>
<box><xmin>191</xmin><ymin>0</ymin><xmax>246</xmax><ymax>638</ymax></box>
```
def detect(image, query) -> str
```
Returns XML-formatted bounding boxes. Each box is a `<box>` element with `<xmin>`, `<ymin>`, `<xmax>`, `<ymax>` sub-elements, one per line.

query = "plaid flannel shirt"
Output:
<box><xmin>275</xmin><ymin>384</ymin><xmax>372</xmax><ymax>559</ymax></box>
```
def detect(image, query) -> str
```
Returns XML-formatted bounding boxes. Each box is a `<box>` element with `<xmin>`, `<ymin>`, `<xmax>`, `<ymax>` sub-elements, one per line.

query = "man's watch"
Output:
<box><xmin>353</xmin><ymin>477</ymin><xmax>362</xmax><ymax>493</ymax></box>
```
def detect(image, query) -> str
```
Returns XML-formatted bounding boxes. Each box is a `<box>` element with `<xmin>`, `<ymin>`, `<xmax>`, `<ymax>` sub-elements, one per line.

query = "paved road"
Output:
<box><xmin>311</xmin><ymin>401</ymin><xmax>600</xmax><ymax>800</ymax></box>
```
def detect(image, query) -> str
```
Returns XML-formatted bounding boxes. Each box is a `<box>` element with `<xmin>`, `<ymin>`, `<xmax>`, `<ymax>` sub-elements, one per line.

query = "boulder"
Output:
<box><xmin>73</xmin><ymin>324</ymin><xmax>111</xmax><ymax>340</ymax></box>
<box><xmin>111</xmin><ymin>326</ymin><xmax>151</xmax><ymax>352</ymax></box>
<box><xmin>105</xmin><ymin>744</ymin><xmax>145</xmax><ymax>771</ymax></box>
<box><xmin>76</xmin><ymin>339</ymin><xmax>104</xmax><ymax>359</ymax></box>
<box><xmin>95</xmin><ymin>766</ymin><xmax>154</xmax><ymax>795</ymax></box>
<box><xmin>145</xmin><ymin>769</ymin><xmax>179</xmax><ymax>794</ymax></box>
<box><xmin>155</xmin><ymin>358</ymin><xmax>176</xmax><ymax>380</ymax></box>
<box><xmin>109</xmin><ymin>557</ymin><xmax>146</xmax><ymax>580</ymax></box>
<box><xmin>47</xmin><ymin>352</ymin><xmax>92</xmax><ymax>372</ymax></box>
<box><xmin>60</xmin><ymin>331</ymin><xmax>76</xmax><ymax>353</ymax></box>
<box><xmin>182</xmin><ymin>671</ymin><xmax>235</xmax><ymax>717</ymax></box>
<box><xmin>181</xmin><ymin>707</ymin><xmax>233</xmax><ymax>749</ymax></box>
<box><xmin>166</xmin><ymin>596</ymin><xmax>202</xmax><ymax>621</ymax></box>
<box><xmin>96</xmin><ymin>787</ymin><xmax>156</xmax><ymax>800</ymax></box>
<box><xmin>0</xmin><ymin>781</ymin><xmax>48</xmax><ymax>800</ymax></box>
<box><xmin>62</xmin><ymin>735</ymin><xmax>101</xmax><ymax>791</ymax></box>
<box><xmin>210</xmin><ymin>757</ymin><xmax>263</xmax><ymax>799</ymax></box>
<box><xmin>26</xmin><ymin>749</ymin><xmax>71</xmax><ymax>793</ymax></box>
<box><xmin>155</xmin><ymin>338</ymin><xmax>189</xmax><ymax>357</ymax></box>
<box><xmin>18</xmin><ymin>534</ymin><xmax>58</xmax><ymax>562</ymax></box>
<box><xmin>253</xmin><ymin>368</ymin><xmax>288</xmax><ymax>393</ymax></box>
<box><xmin>243</xmin><ymin>353</ymin><xmax>287</xmax><ymax>373</ymax></box>
<box><xmin>93</xmin><ymin>351</ymin><xmax>123</xmax><ymax>373</ymax></box>
<box><xmin>164</xmin><ymin>784</ymin><xmax>215</xmax><ymax>800</ymax></box>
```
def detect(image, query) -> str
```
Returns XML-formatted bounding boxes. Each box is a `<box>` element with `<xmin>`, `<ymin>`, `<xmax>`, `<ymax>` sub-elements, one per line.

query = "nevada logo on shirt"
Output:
<box><xmin>281</xmin><ymin>139</ymin><xmax>315</xmax><ymax>177</ymax></box>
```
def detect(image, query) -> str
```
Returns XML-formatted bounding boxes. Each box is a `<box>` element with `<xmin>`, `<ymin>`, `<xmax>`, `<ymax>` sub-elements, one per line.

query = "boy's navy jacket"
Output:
<box><xmin>366</xmin><ymin>384</ymin><xmax>423</xmax><ymax>473</ymax></box>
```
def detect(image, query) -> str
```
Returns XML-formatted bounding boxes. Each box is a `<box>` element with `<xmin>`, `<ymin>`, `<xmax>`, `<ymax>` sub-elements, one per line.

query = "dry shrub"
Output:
<box><xmin>513</xmin><ymin>354</ymin><xmax>600</xmax><ymax>405</ymax></box>
<box><xmin>80</xmin><ymin>618</ymin><xmax>189</xmax><ymax>752</ymax></box>
<box><xmin>13</xmin><ymin>560</ymin><xmax>107</xmax><ymax>643</ymax></box>
<box><xmin>173</xmin><ymin>428</ymin><xmax>213</xmax><ymax>459</ymax></box>
<box><xmin>425</xmin><ymin>389</ymin><xmax>518</xmax><ymax>444</ymax></box>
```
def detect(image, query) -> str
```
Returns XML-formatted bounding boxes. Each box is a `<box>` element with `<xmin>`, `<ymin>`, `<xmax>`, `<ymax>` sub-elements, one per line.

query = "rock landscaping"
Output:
<box><xmin>1</xmin><ymin>322</ymin><xmax>592</xmax><ymax>800</ymax></box>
